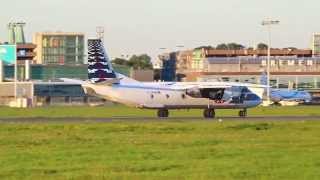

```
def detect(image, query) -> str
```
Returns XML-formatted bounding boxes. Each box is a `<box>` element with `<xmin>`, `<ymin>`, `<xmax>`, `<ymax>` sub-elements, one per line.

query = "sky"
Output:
<box><xmin>1</xmin><ymin>0</ymin><xmax>320</xmax><ymax>60</ymax></box>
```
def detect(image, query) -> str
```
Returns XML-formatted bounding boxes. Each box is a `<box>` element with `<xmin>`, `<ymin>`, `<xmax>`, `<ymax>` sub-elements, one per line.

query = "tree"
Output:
<box><xmin>216</xmin><ymin>43</ymin><xmax>228</xmax><ymax>50</ymax></box>
<box><xmin>216</xmin><ymin>43</ymin><xmax>245</xmax><ymax>50</ymax></box>
<box><xmin>227</xmin><ymin>43</ymin><xmax>245</xmax><ymax>50</ymax></box>
<box><xmin>257</xmin><ymin>43</ymin><xmax>268</xmax><ymax>50</ymax></box>
<box><xmin>128</xmin><ymin>54</ymin><xmax>153</xmax><ymax>70</ymax></box>
<box><xmin>194</xmin><ymin>45</ymin><xmax>214</xmax><ymax>50</ymax></box>
<box><xmin>112</xmin><ymin>58</ymin><xmax>128</xmax><ymax>66</ymax></box>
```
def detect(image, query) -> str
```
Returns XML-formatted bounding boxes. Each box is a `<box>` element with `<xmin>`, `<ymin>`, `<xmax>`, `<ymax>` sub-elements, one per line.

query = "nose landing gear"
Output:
<box><xmin>203</xmin><ymin>108</ymin><xmax>215</xmax><ymax>118</ymax></box>
<box><xmin>239</xmin><ymin>109</ymin><xmax>247</xmax><ymax>117</ymax></box>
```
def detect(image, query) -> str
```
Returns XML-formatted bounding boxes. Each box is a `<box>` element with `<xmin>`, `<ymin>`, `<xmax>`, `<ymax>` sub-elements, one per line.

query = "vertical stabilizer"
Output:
<box><xmin>88</xmin><ymin>39</ymin><xmax>117</xmax><ymax>83</ymax></box>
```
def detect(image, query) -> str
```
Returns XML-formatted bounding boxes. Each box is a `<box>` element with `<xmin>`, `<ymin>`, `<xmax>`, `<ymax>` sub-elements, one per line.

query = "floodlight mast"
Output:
<box><xmin>261</xmin><ymin>19</ymin><xmax>280</xmax><ymax>103</ymax></box>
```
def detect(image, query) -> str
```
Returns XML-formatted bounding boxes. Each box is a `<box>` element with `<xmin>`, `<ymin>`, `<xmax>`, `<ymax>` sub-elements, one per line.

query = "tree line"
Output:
<box><xmin>194</xmin><ymin>43</ymin><xmax>288</xmax><ymax>50</ymax></box>
<box><xmin>112</xmin><ymin>54</ymin><xmax>153</xmax><ymax>70</ymax></box>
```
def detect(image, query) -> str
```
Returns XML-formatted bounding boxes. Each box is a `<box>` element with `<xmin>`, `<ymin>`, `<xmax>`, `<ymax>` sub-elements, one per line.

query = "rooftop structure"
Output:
<box><xmin>203</xmin><ymin>48</ymin><xmax>312</xmax><ymax>57</ymax></box>
<box><xmin>8</xmin><ymin>22</ymin><xmax>26</xmax><ymax>44</ymax></box>
<box><xmin>0</xmin><ymin>22</ymin><xmax>36</xmax><ymax>82</ymax></box>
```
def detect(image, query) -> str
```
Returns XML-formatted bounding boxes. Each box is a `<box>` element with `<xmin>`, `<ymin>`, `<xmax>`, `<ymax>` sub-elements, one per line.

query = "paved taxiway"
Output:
<box><xmin>0</xmin><ymin>116</ymin><xmax>319</xmax><ymax>123</ymax></box>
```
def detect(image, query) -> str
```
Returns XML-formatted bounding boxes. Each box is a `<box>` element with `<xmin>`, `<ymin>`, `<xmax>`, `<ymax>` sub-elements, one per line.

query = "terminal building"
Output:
<box><xmin>0</xmin><ymin>81</ymin><xmax>108</xmax><ymax>107</ymax></box>
<box><xmin>159</xmin><ymin>46</ymin><xmax>320</xmax><ymax>100</ymax></box>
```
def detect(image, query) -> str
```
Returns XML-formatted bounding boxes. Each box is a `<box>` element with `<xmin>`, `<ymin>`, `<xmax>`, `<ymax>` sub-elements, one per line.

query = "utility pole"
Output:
<box><xmin>261</xmin><ymin>20</ymin><xmax>280</xmax><ymax>104</ymax></box>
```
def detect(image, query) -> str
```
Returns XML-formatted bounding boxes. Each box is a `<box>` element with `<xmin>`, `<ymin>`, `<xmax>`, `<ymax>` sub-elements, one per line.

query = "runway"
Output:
<box><xmin>0</xmin><ymin>116</ymin><xmax>320</xmax><ymax>123</ymax></box>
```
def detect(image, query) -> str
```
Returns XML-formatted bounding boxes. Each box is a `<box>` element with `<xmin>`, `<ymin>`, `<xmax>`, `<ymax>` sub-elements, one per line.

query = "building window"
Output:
<box><xmin>299</xmin><ymin>60</ymin><xmax>305</xmax><ymax>66</ymax></box>
<box><xmin>280</xmin><ymin>60</ymin><xmax>288</xmax><ymax>66</ymax></box>
<box><xmin>288</xmin><ymin>60</ymin><xmax>295</xmax><ymax>66</ymax></box>
<box><xmin>221</xmin><ymin>77</ymin><xmax>229</xmax><ymax>82</ymax></box>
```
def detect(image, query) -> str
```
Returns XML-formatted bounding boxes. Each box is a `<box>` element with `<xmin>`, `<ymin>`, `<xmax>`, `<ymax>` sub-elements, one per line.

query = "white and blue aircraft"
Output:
<box><xmin>270</xmin><ymin>89</ymin><xmax>312</xmax><ymax>106</ymax></box>
<box><xmin>260</xmin><ymin>72</ymin><xmax>312</xmax><ymax>106</ymax></box>
<box><xmin>63</xmin><ymin>39</ymin><xmax>265</xmax><ymax>118</ymax></box>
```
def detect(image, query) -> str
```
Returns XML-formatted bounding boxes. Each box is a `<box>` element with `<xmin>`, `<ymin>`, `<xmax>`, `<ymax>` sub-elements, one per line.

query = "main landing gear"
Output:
<box><xmin>156</xmin><ymin>108</ymin><xmax>247</xmax><ymax>118</ymax></box>
<box><xmin>203</xmin><ymin>108</ymin><xmax>215</xmax><ymax>119</ymax></box>
<box><xmin>157</xmin><ymin>109</ymin><xmax>169</xmax><ymax>118</ymax></box>
<box><xmin>238</xmin><ymin>109</ymin><xmax>247</xmax><ymax>117</ymax></box>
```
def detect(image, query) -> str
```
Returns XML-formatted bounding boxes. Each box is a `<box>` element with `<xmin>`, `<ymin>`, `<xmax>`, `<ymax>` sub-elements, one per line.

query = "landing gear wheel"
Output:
<box><xmin>239</xmin><ymin>109</ymin><xmax>247</xmax><ymax>118</ymax></box>
<box><xmin>203</xmin><ymin>109</ymin><xmax>215</xmax><ymax>119</ymax></box>
<box><xmin>157</xmin><ymin>109</ymin><xmax>169</xmax><ymax>118</ymax></box>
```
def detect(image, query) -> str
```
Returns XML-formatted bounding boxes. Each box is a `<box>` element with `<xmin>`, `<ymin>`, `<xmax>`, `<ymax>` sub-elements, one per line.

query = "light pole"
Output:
<box><xmin>261</xmin><ymin>20</ymin><xmax>279</xmax><ymax>103</ymax></box>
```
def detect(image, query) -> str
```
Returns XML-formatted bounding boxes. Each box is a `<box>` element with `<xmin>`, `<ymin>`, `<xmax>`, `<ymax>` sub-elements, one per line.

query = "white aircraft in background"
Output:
<box><xmin>62</xmin><ymin>39</ymin><xmax>265</xmax><ymax>118</ymax></box>
<box><xmin>260</xmin><ymin>72</ymin><xmax>312</xmax><ymax>106</ymax></box>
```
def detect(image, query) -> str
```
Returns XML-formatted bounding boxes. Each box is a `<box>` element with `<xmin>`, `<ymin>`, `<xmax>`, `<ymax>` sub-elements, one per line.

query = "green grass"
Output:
<box><xmin>0</xmin><ymin>105</ymin><xmax>319</xmax><ymax>118</ymax></box>
<box><xmin>0</xmin><ymin>121</ymin><xmax>320</xmax><ymax>179</ymax></box>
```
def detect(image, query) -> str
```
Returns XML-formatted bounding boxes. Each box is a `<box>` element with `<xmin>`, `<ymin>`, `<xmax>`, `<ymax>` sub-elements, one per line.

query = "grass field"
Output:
<box><xmin>0</xmin><ymin>105</ymin><xmax>320</xmax><ymax>118</ymax></box>
<box><xmin>0</xmin><ymin>106</ymin><xmax>320</xmax><ymax>179</ymax></box>
<box><xmin>0</xmin><ymin>121</ymin><xmax>320</xmax><ymax>179</ymax></box>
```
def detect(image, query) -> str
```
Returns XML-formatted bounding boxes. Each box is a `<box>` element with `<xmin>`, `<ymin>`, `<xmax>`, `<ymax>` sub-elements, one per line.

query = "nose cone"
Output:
<box><xmin>245</xmin><ymin>93</ymin><xmax>263</xmax><ymax>107</ymax></box>
<box><xmin>254</xmin><ymin>98</ymin><xmax>263</xmax><ymax>107</ymax></box>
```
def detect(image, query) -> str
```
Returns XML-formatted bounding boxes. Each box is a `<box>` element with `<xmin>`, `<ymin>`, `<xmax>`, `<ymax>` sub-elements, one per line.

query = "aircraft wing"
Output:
<box><xmin>60</xmin><ymin>78</ymin><xmax>86</xmax><ymax>85</ymax></box>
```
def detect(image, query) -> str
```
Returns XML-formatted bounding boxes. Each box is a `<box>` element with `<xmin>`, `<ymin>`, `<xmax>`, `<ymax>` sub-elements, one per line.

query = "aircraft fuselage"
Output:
<box><xmin>83</xmin><ymin>82</ymin><xmax>263</xmax><ymax>110</ymax></box>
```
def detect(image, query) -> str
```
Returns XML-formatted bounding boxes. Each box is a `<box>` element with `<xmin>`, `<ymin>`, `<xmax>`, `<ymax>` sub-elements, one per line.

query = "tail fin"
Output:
<box><xmin>88</xmin><ymin>39</ymin><xmax>117</xmax><ymax>83</ymax></box>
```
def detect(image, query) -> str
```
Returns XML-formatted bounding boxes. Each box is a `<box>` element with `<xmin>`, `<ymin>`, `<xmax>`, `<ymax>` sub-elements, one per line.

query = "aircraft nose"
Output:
<box><xmin>256</xmin><ymin>98</ymin><xmax>263</xmax><ymax>106</ymax></box>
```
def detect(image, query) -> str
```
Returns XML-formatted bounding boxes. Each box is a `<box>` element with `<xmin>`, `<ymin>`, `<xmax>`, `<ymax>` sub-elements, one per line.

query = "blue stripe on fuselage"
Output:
<box><xmin>112</xmin><ymin>84</ymin><xmax>183</xmax><ymax>91</ymax></box>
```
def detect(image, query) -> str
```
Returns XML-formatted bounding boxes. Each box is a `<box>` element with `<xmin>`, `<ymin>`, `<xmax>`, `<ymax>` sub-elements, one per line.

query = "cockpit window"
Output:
<box><xmin>223</xmin><ymin>86</ymin><xmax>255</xmax><ymax>103</ymax></box>
<box><xmin>245</xmin><ymin>93</ymin><xmax>260</xmax><ymax>101</ymax></box>
<box><xmin>241</xmin><ymin>87</ymin><xmax>250</xmax><ymax>93</ymax></box>
<box><xmin>186</xmin><ymin>86</ymin><xmax>258</xmax><ymax>103</ymax></box>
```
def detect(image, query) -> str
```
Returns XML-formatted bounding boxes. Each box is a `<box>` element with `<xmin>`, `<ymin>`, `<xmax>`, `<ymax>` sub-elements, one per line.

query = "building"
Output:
<box><xmin>3</xmin><ymin>64</ymin><xmax>130</xmax><ymax>81</ymax></box>
<box><xmin>0</xmin><ymin>22</ymin><xmax>36</xmax><ymax>82</ymax></box>
<box><xmin>199</xmin><ymin>56</ymin><xmax>320</xmax><ymax>88</ymax></box>
<box><xmin>159</xmin><ymin>47</ymin><xmax>320</xmax><ymax>100</ymax></box>
<box><xmin>33</xmin><ymin>32</ymin><xmax>85</xmax><ymax>65</ymax></box>
<box><xmin>0</xmin><ymin>64</ymin><xmax>132</xmax><ymax>107</ymax></box>
<box><xmin>130</xmin><ymin>69</ymin><xmax>154</xmax><ymax>82</ymax></box>
<box><xmin>16</xmin><ymin>43</ymin><xmax>36</xmax><ymax>61</ymax></box>
<box><xmin>7</xmin><ymin>22</ymin><xmax>36</xmax><ymax>62</ymax></box>
<box><xmin>312</xmin><ymin>33</ymin><xmax>320</xmax><ymax>56</ymax></box>
<box><xmin>0</xmin><ymin>81</ymin><xmax>108</xmax><ymax>107</ymax></box>
<box><xmin>159</xmin><ymin>52</ymin><xmax>177</xmax><ymax>81</ymax></box>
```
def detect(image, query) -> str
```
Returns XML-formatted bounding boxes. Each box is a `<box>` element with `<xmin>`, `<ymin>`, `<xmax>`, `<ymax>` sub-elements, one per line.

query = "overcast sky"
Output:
<box><xmin>1</xmin><ymin>0</ymin><xmax>320</xmax><ymax>60</ymax></box>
